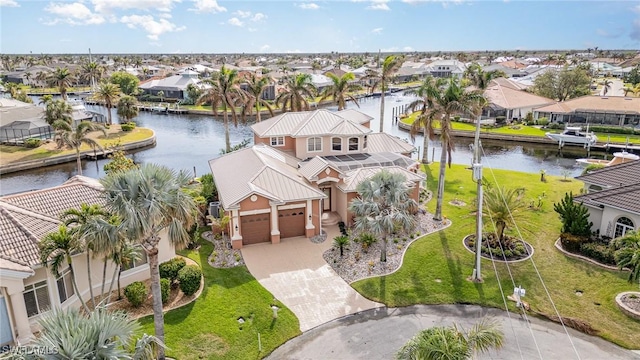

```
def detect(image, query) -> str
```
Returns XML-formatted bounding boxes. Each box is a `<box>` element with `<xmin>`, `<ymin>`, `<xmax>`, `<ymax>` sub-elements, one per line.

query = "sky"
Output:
<box><xmin>1</xmin><ymin>0</ymin><xmax>639</xmax><ymax>54</ymax></box>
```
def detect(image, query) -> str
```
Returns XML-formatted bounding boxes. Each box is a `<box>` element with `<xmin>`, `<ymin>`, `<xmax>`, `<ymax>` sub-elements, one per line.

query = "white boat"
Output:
<box><xmin>546</xmin><ymin>126</ymin><xmax>598</xmax><ymax>146</ymax></box>
<box><xmin>576</xmin><ymin>151</ymin><xmax>640</xmax><ymax>166</ymax></box>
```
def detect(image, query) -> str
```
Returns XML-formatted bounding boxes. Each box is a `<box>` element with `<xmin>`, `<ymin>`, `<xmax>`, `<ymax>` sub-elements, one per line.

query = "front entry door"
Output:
<box><xmin>322</xmin><ymin>188</ymin><xmax>331</xmax><ymax>211</ymax></box>
<box><xmin>0</xmin><ymin>296</ymin><xmax>13</xmax><ymax>346</ymax></box>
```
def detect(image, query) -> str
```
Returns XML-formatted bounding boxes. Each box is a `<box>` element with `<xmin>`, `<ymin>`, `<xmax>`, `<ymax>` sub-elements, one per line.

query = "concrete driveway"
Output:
<box><xmin>267</xmin><ymin>305</ymin><xmax>640</xmax><ymax>360</ymax></box>
<box><xmin>241</xmin><ymin>226</ymin><xmax>382</xmax><ymax>331</ymax></box>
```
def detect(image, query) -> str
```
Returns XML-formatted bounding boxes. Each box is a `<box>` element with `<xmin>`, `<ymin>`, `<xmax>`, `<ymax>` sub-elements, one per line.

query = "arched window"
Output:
<box><xmin>615</xmin><ymin>217</ymin><xmax>635</xmax><ymax>238</ymax></box>
<box><xmin>332</xmin><ymin>137</ymin><xmax>342</xmax><ymax>151</ymax></box>
<box><xmin>307</xmin><ymin>137</ymin><xmax>322</xmax><ymax>152</ymax></box>
<box><xmin>348</xmin><ymin>137</ymin><xmax>359</xmax><ymax>151</ymax></box>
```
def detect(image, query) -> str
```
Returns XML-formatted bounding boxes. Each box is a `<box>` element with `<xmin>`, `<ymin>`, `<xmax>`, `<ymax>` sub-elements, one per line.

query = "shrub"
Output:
<box><xmin>495</xmin><ymin>116</ymin><xmax>506</xmax><ymax>125</ymax></box>
<box><xmin>579</xmin><ymin>242</ymin><xmax>616</xmax><ymax>265</ymax></box>
<box><xmin>554</xmin><ymin>193</ymin><xmax>593</xmax><ymax>236</ymax></box>
<box><xmin>587</xmin><ymin>125</ymin><xmax>640</xmax><ymax>136</ymax></box>
<box><xmin>159</xmin><ymin>257</ymin><xmax>186</xmax><ymax>282</ymax></box>
<box><xmin>333</xmin><ymin>235</ymin><xmax>350</xmax><ymax>257</ymax></box>
<box><xmin>24</xmin><ymin>138</ymin><xmax>42</xmax><ymax>148</ymax></box>
<box><xmin>120</xmin><ymin>122</ymin><xmax>136</xmax><ymax>132</ymax></box>
<box><xmin>537</xmin><ymin>117</ymin><xmax>549</xmax><ymax>126</ymax></box>
<box><xmin>453</xmin><ymin>116</ymin><xmax>461</xmax><ymax>122</ymax></box>
<box><xmin>160</xmin><ymin>278</ymin><xmax>170</xmax><ymax>304</ymax></box>
<box><xmin>124</xmin><ymin>281</ymin><xmax>147</xmax><ymax>308</ymax></box>
<box><xmin>582</xmin><ymin>163</ymin><xmax>605</xmax><ymax>175</ymax></box>
<box><xmin>338</xmin><ymin>221</ymin><xmax>348</xmax><ymax>236</ymax></box>
<box><xmin>359</xmin><ymin>233</ymin><xmax>377</xmax><ymax>252</ymax></box>
<box><xmin>178</xmin><ymin>265</ymin><xmax>202</xmax><ymax>296</ymax></box>
<box><xmin>547</xmin><ymin>122</ymin><xmax>564</xmax><ymax>130</ymax></box>
<box><xmin>560</xmin><ymin>233</ymin><xmax>588</xmax><ymax>253</ymax></box>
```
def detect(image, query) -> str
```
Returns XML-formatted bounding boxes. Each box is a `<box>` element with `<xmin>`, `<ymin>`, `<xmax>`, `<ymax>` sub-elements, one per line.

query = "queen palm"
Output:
<box><xmin>405</xmin><ymin>76</ymin><xmax>446</xmax><ymax>164</ymax></box>
<box><xmin>54</xmin><ymin>121</ymin><xmax>107</xmax><ymax>175</ymax></box>
<box><xmin>364</xmin><ymin>55</ymin><xmax>403</xmax><ymax>132</ymax></box>
<box><xmin>428</xmin><ymin>77</ymin><xmax>486</xmax><ymax>221</ymax></box>
<box><xmin>94</xmin><ymin>81</ymin><xmax>121</xmax><ymax>125</ymax></box>
<box><xmin>319</xmin><ymin>72</ymin><xmax>362</xmax><ymax>110</ymax></box>
<box><xmin>349</xmin><ymin>170</ymin><xmax>418</xmax><ymax>262</ymax></box>
<box><xmin>197</xmin><ymin>66</ymin><xmax>248</xmax><ymax>153</ymax></box>
<box><xmin>396</xmin><ymin>318</ymin><xmax>504</xmax><ymax>360</ymax></box>
<box><xmin>614</xmin><ymin>231</ymin><xmax>640</xmax><ymax>284</ymax></box>
<box><xmin>117</xmin><ymin>95</ymin><xmax>139</xmax><ymax>123</ymax></box>
<box><xmin>243</xmin><ymin>73</ymin><xmax>275</xmax><ymax>122</ymax></box>
<box><xmin>275</xmin><ymin>73</ymin><xmax>317</xmax><ymax>112</ymax></box>
<box><xmin>48</xmin><ymin>67</ymin><xmax>75</xmax><ymax>100</ymax></box>
<box><xmin>40</xmin><ymin>225</ymin><xmax>91</xmax><ymax>313</ymax></box>
<box><xmin>43</xmin><ymin>98</ymin><xmax>73</xmax><ymax>126</ymax></box>
<box><xmin>482</xmin><ymin>186</ymin><xmax>527</xmax><ymax>246</ymax></box>
<box><xmin>101</xmin><ymin>164</ymin><xmax>197</xmax><ymax>360</ymax></box>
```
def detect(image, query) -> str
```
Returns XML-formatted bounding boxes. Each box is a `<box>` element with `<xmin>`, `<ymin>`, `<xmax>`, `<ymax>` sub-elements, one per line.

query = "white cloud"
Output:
<box><xmin>371</xmin><ymin>27</ymin><xmax>383</xmax><ymax>34</ymax></box>
<box><xmin>0</xmin><ymin>0</ymin><xmax>19</xmax><ymax>7</ymax></box>
<box><xmin>260</xmin><ymin>44</ymin><xmax>271</xmax><ymax>51</ymax></box>
<box><xmin>252</xmin><ymin>13</ymin><xmax>266</xmax><ymax>22</ymax></box>
<box><xmin>232</xmin><ymin>11</ymin><xmax>267</xmax><ymax>22</ymax></box>
<box><xmin>367</xmin><ymin>0</ymin><xmax>390</xmax><ymax>11</ymax></box>
<box><xmin>248</xmin><ymin>27</ymin><xmax>258</xmax><ymax>32</ymax></box>
<box><xmin>44</xmin><ymin>2</ymin><xmax>105</xmax><ymax>25</ymax></box>
<box><xmin>234</xmin><ymin>10</ymin><xmax>251</xmax><ymax>18</ymax></box>
<box><xmin>228</xmin><ymin>17</ymin><xmax>243</xmax><ymax>27</ymax></box>
<box><xmin>298</xmin><ymin>3</ymin><xmax>319</xmax><ymax>10</ymax></box>
<box><xmin>403</xmin><ymin>46</ymin><xmax>414</xmax><ymax>51</ymax></box>
<box><xmin>93</xmin><ymin>0</ymin><xmax>179</xmax><ymax>13</ymax></box>
<box><xmin>189</xmin><ymin>0</ymin><xmax>227</xmax><ymax>13</ymax></box>
<box><xmin>120</xmin><ymin>14</ymin><xmax>185</xmax><ymax>40</ymax></box>
<box><xmin>286</xmin><ymin>49</ymin><xmax>302</xmax><ymax>53</ymax></box>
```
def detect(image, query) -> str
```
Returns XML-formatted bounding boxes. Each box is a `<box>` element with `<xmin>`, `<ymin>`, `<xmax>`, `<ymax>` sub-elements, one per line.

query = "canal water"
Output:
<box><xmin>0</xmin><ymin>94</ymin><xmax>604</xmax><ymax>196</ymax></box>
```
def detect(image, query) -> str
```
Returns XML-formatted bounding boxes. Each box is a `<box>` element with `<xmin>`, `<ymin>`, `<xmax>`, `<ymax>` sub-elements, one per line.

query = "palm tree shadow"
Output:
<box><xmin>439</xmin><ymin>231</ymin><xmax>463</xmax><ymax>299</ymax></box>
<box><xmin>379</xmin><ymin>276</ymin><xmax>386</xmax><ymax>304</ymax></box>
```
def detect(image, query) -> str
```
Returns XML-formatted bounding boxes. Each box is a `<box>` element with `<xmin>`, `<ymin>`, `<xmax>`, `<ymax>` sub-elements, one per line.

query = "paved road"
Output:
<box><xmin>600</xmin><ymin>78</ymin><xmax>625</xmax><ymax>96</ymax></box>
<box><xmin>267</xmin><ymin>305</ymin><xmax>640</xmax><ymax>360</ymax></box>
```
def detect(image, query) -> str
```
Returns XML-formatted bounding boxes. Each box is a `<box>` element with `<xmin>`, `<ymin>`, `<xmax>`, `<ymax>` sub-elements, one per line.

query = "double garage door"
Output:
<box><xmin>240</xmin><ymin>209</ymin><xmax>306</xmax><ymax>245</ymax></box>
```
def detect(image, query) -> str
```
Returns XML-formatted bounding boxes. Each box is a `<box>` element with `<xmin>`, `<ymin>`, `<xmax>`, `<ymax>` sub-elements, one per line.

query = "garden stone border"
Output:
<box><xmin>615</xmin><ymin>292</ymin><xmax>640</xmax><ymax>321</ymax></box>
<box><xmin>553</xmin><ymin>238</ymin><xmax>625</xmax><ymax>272</ymax></box>
<box><xmin>462</xmin><ymin>234</ymin><xmax>534</xmax><ymax>263</ymax></box>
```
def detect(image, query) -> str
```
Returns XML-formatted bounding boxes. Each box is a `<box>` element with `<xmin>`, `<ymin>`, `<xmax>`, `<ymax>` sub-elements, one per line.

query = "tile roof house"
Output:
<box><xmin>139</xmin><ymin>70</ymin><xmax>204</xmax><ymax>100</ymax></box>
<box><xmin>483</xmin><ymin>79</ymin><xmax>556</xmax><ymax>120</ymax></box>
<box><xmin>574</xmin><ymin>160</ymin><xmax>640</xmax><ymax>239</ymax></box>
<box><xmin>0</xmin><ymin>176</ymin><xmax>176</xmax><ymax>346</ymax></box>
<box><xmin>209</xmin><ymin>109</ymin><xmax>424</xmax><ymax>249</ymax></box>
<box><xmin>534</xmin><ymin>96</ymin><xmax>640</xmax><ymax>126</ymax></box>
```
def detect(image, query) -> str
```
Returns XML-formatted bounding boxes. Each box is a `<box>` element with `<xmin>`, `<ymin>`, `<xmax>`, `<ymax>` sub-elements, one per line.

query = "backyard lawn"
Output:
<box><xmin>352</xmin><ymin>163</ymin><xmax>640</xmax><ymax>349</ymax></box>
<box><xmin>138</xmin><ymin>234</ymin><xmax>300</xmax><ymax>360</ymax></box>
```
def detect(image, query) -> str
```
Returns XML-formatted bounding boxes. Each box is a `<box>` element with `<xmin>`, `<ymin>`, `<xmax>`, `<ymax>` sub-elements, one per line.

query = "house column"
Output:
<box><xmin>270</xmin><ymin>203</ymin><xmax>281</xmax><ymax>244</ymax></box>
<box><xmin>230</xmin><ymin>209</ymin><xmax>242</xmax><ymax>249</ymax></box>
<box><xmin>305</xmin><ymin>200</ymin><xmax>315</xmax><ymax>237</ymax></box>
<box><xmin>5</xmin><ymin>283</ymin><xmax>33</xmax><ymax>345</ymax></box>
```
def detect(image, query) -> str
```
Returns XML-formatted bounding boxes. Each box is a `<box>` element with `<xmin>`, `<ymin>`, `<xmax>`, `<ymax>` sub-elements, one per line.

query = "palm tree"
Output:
<box><xmin>364</xmin><ymin>55</ymin><xmax>403</xmax><ymax>132</ymax></box>
<box><xmin>623</xmin><ymin>85</ymin><xmax>636</xmax><ymax>97</ymax></box>
<box><xmin>22</xmin><ymin>307</ymin><xmax>162</xmax><ymax>359</ymax></box>
<box><xmin>40</xmin><ymin>225</ymin><xmax>91</xmax><ymax>313</ymax></box>
<box><xmin>464</xmin><ymin>63</ymin><xmax>506</xmax><ymax>90</ymax></box>
<box><xmin>601</xmin><ymin>78</ymin><xmax>612</xmax><ymax>96</ymax></box>
<box><xmin>101</xmin><ymin>164</ymin><xmax>197</xmax><ymax>359</ymax></box>
<box><xmin>318</xmin><ymin>72</ymin><xmax>362</xmax><ymax>110</ymax></box>
<box><xmin>429</xmin><ymin>77</ymin><xmax>486</xmax><ymax>221</ymax></box>
<box><xmin>62</xmin><ymin>204</ymin><xmax>109</xmax><ymax>308</ymax></box>
<box><xmin>117</xmin><ymin>95</ymin><xmax>139</xmax><ymax>123</ymax></box>
<box><xmin>396</xmin><ymin>318</ymin><xmax>504</xmax><ymax>360</ymax></box>
<box><xmin>54</xmin><ymin>121</ymin><xmax>107</xmax><ymax>175</ymax></box>
<box><xmin>42</xmin><ymin>99</ymin><xmax>73</xmax><ymax>126</ymax></box>
<box><xmin>405</xmin><ymin>76</ymin><xmax>446</xmax><ymax>164</ymax></box>
<box><xmin>94</xmin><ymin>81</ymin><xmax>121</xmax><ymax>125</ymax></box>
<box><xmin>157</xmin><ymin>90</ymin><xmax>165</xmax><ymax>102</ymax></box>
<box><xmin>243</xmin><ymin>73</ymin><xmax>275</xmax><ymax>122</ymax></box>
<box><xmin>35</xmin><ymin>70</ymin><xmax>48</xmax><ymax>89</ymax></box>
<box><xmin>48</xmin><ymin>67</ymin><xmax>75</xmax><ymax>100</ymax></box>
<box><xmin>614</xmin><ymin>231</ymin><xmax>640</xmax><ymax>284</ymax></box>
<box><xmin>197</xmin><ymin>66</ymin><xmax>248</xmax><ymax>153</ymax></box>
<box><xmin>81</xmin><ymin>61</ymin><xmax>104</xmax><ymax>90</ymax></box>
<box><xmin>349</xmin><ymin>170</ymin><xmax>418</xmax><ymax>262</ymax></box>
<box><xmin>275</xmin><ymin>73</ymin><xmax>317</xmax><ymax>112</ymax></box>
<box><xmin>482</xmin><ymin>186</ymin><xmax>527</xmax><ymax>245</ymax></box>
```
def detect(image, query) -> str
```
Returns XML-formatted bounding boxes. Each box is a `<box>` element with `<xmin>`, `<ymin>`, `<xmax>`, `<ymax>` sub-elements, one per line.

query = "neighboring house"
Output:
<box><xmin>482</xmin><ymin>79</ymin><xmax>556</xmax><ymax>120</ymax></box>
<box><xmin>138</xmin><ymin>70</ymin><xmax>202</xmax><ymax>100</ymax></box>
<box><xmin>534</xmin><ymin>96</ymin><xmax>640</xmax><ymax>126</ymax></box>
<box><xmin>0</xmin><ymin>176</ymin><xmax>176</xmax><ymax>346</ymax></box>
<box><xmin>209</xmin><ymin>109</ymin><xmax>423</xmax><ymax>249</ymax></box>
<box><xmin>424</xmin><ymin>59</ymin><xmax>466</xmax><ymax>78</ymax></box>
<box><xmin>574</xmin><ymin>160</ymin><xmax>640</xmax><ymax>238</ymax></box>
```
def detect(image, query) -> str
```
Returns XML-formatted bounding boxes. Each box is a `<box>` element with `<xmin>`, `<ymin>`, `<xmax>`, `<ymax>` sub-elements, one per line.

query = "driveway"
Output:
<box><xmin>241</xmin><ymin>225</ymin><xmax>382</xmax><ymax>331</ymax></box>
<box><xmin>267</xmin><ymin>305</ymin><xmax>640</xmax><ymax>360</ymax></box>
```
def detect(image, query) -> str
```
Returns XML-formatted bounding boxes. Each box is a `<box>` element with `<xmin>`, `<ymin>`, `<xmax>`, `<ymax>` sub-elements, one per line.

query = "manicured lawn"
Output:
<box><xmin>138</xmin><ymin>234</ymin><xmax>300</xmax><ymax>360</ymax></box>
<box><xmin>352</xmin><ymin>164</ymin><xmax>640</xmax><ymax>349</ymax></box>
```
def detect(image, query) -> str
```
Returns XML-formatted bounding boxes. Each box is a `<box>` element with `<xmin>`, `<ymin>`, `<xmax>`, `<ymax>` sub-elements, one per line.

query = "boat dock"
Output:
<box><xmin>83</xmin><ymin>100</ymin><xmax>189</xmax><ymax>114</ymax></box>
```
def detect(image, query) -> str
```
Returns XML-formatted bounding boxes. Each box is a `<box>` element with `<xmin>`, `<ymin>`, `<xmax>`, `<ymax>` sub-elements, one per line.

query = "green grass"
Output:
<box><xmin>352</xmin><ymin>164</ymin><xmax>640</xmax><ymax>349</ymax></box>
<box><xmin>138</xmin><ymin>233</ymin><xmax>300</xmax><ymax>360</ymax></box>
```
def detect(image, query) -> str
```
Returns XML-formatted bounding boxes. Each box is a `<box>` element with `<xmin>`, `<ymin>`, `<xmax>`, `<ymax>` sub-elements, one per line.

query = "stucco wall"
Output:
<box><xmin>599</xmin><ymin>207</ymin><xmax>640</xmax><ymax>238</ymax></box>
<box><xmin>295</xmin><ymin>135</ymin><xmax>367</xmax><ymax>159</ymax></box>
<box><xmin>255</xmin><ymin>135</ymin><xmax>296</xmax><ymax>152</ymax></box>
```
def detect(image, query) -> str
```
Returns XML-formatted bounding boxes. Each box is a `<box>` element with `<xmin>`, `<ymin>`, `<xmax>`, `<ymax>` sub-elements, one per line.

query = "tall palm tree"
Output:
<box><xmin>81</xmin><ymin>61</ymin><xmax>104</xmax><ymax>90</ymax></box>
<box><xmin>482</xmin><ymin>186</ymin><xmax>527</xmax><ymax>246</ymax></box>
<box><xmin>117</xmin><ymin>95</ymin><xmax>139</xmax><ymax>123</ymax></box>
<box><xmin>243</xmin><ymin>73</ymin><xmax>275</xmax><ymax>122</ymax></box>
<box><xmin>35</xmin><ymin>70</ymin><xmax>48</xmax><ymax>89</ymax></box>
<box><xmin>275</xmin><ymin>73</ymin><xmax>317</xmax><ymax>112</ymax></box>
<box><xmin>40</xmin><ymin>225</ymin><xmax>91</xmax><ymax>313</ymax></box>
<box><xmin>23</xmin><ymin>307</ymin><xmax>162</xmax><ymax>359</ymax></box>
<box><xmin>614</xmin><ymin>231</ymin><xmax>640</xmax><ymax>284</ymax></box>
<box><xmin>601</xmin><ymin>78</ymin><xmax>612</xmax><ymax>96</ymax></box>
<box><xmin>62</xmin><ymin>204</ymin><xmax>109</xmax><ymax>308</ymax></box>
<box><xmin>197</xmin><ymin>66</ymin><xmax>248</xmax><ymax>153</ymax></box>
<box><xmin>428</xmin><ymin>77</ymin><xmax>486</xmax><ymax>221</ymax></box>
<box><xmin>405</xmin><ymin>76</ymin><xmax>446</xmax><ymax>164</ymax></box>
<box><xmin>349</xmin><ymin>170</ymin><xmax>418</xmax><ymax>262</ymax></box>
<box><xmin>396</xmin><ymin>318</ymin><xmax>504</xmax><ymax>360</ymax></box>
<box><xmin>54</xmin><ymin>121</ymin><xmax>107</xmax><ymax>175</ymax></box>
<box><xmin>101</xmin><ymin>164</ymin><xmax>197</xmax><ymax>360</ymax></box>
<box><xmin>48</xmin><ymin>67</ymin><xmax>75</xmax><ymax>100</ymax></box>
<box><xmin>464</xmin><ymin>63</ymin><xmax>505</xmax><ymax>91</ymax></box>
<box><xmin>94</xmin><ymin>81</ymin><xmax>121</xmax><ymax>125</ymax></box>
<box><xmin>364</xmin><ymin>55</ymin><xmax>403</xmax><ymax>132</ymax></box>
<box><xmin>42</xmin><ymin>99</ymin><xmax>73</xmax><ymax>126</ymax></box>
<box><xmin>319</xmin><ymin>72</ymin><xmax>362</xmax><ymax>110</ymax></box>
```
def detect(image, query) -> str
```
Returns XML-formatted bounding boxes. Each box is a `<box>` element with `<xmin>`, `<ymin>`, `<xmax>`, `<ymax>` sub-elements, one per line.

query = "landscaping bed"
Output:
<box><xmin>617</xmin><ymin>292</ymin><xmax>640</xmax><ymax>321</ymax></box>
<box><xmin>201</xmin><ymin>230</ymin><xmax>245</xmax><ymax>268</ymax></box>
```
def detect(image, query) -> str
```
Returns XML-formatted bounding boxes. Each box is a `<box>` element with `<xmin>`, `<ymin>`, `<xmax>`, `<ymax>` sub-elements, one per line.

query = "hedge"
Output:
<box><xmin>24</xmin><ymin>138</ymin><xmax>42</xmax><ymax>148</ymax></box>
<box><xmin>159</xmin><ymin>257</ymin><xmax>186</xmax><ymax>282</ymax></box>
<box><xmin>124</xmin><ymin>281</ymin><xmax>147</xmax><ymax>308</ymax></box>
<box><xmin>161</xmin><ymin>278</ymin><xmax>170</xmax><ymax>304</ymax></box>
<box><xmin>579</xmin><ymin>242</ymin><xmax>616</xmax><ymax>266</ymax></box>
<box><xmin>587</xmin><ymin>125</ymin><xmax>640</xmax><ymax>136</ymax></box>
<box><xmin>177</xmin><ymin>265</ymin><xmax>202</xmax><ymax>296</ymax></box>
<box><xmin>120</xmin><ymin>122</ymin><xmax>136</xmax><ymax>132</ymax></box>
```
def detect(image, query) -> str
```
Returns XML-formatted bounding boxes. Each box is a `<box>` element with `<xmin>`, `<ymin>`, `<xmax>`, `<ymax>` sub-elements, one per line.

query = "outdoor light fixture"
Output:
<box><xmin>235</xmin><ymin>224</ymin><xmax>239</xmax><ymax>231</ymax></box>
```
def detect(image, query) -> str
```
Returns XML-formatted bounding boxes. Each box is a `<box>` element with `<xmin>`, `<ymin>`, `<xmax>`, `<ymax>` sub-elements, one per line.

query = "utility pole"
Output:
<box><xmin>471</xmin><ymin>114</ymin><xmax>483</xmax><ymax>282</ymax></box>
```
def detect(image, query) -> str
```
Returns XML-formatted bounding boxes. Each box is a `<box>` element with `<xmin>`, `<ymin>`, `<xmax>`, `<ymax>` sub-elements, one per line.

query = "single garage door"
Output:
<box><xmin>241</xmin><ymin>214</ymin><xmax>270</xmax><ymax>245</ymax></box>
<box><xmin>278</xmin><ymin>209</ymin><xmax>306</xmax><ymax>239</ymax></box>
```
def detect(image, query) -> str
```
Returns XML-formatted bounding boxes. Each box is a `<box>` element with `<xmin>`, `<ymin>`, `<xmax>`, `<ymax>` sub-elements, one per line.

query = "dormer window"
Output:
<box><xmin>308</xmin><ymin>137</ymin><xmax>322</xmax><ymax>152</ymax></box>
<box><xmin>332</xmin><ymin>137</ymin><xmax>342</xmax><ymax>151</ymax></box>
<box><xmin>270</xmin><ymin>136</ymin><xmax>284</xmax><ymax>147</ymax></box>
<box><xmin>348</xmin><ymin>137</ymin><xmax>359</xmax><ymax>151</ymax></box>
